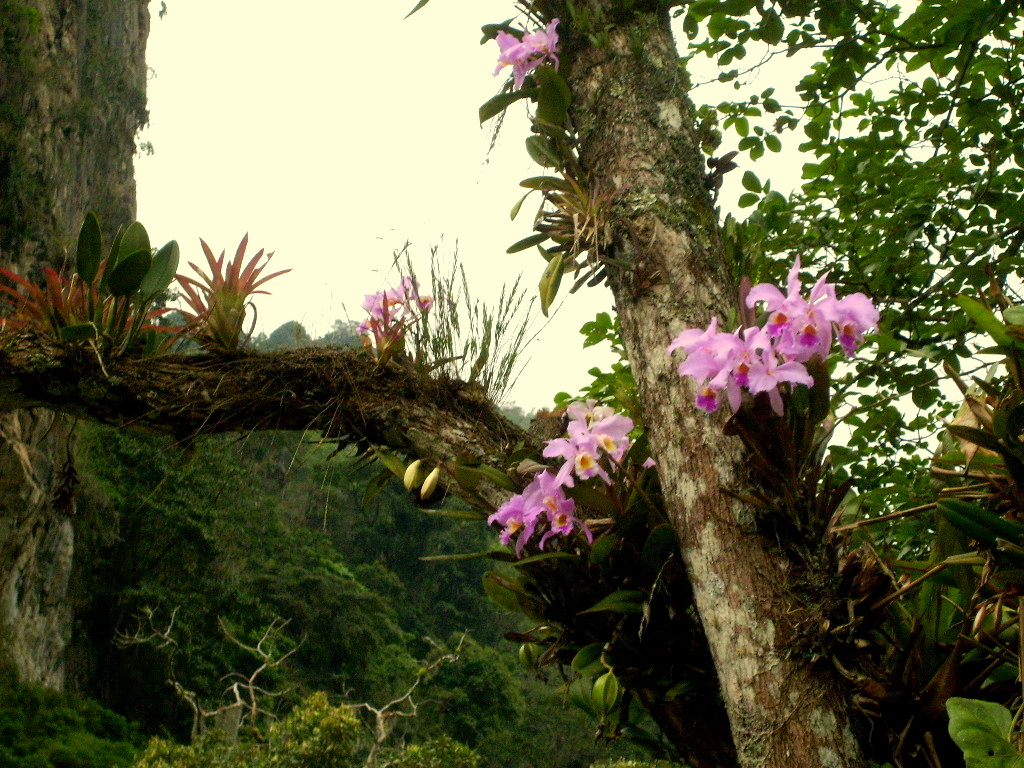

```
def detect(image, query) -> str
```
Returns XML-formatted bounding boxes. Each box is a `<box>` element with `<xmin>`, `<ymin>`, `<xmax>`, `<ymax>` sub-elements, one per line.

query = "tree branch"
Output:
<box><xmin>0</xmin><ymin>331</ymin><xmax>531</xmax><ymax>509</ymax></box>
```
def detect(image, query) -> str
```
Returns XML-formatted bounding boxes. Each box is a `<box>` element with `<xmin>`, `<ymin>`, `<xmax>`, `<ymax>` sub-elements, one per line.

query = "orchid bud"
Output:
<box><xmin>420</xmin><ymin>466</ymin><xmax>441</xmax><ymax>501</ymax></box>
<box><xmin>403</xmin><ymin>459</ymin><xmax>423</xmax><ymax>492</ymax></box>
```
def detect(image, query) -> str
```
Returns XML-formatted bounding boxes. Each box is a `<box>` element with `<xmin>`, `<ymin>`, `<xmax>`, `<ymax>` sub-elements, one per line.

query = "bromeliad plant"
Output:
<box><xmin>0</xmin><ymin>212</ymin><xmax>179</xmax><ymax>357</ymax></box>
<box><xmin>175</xmin><ymin>235</ymin><xmax>289</xmax><ymax>352</ymax></box>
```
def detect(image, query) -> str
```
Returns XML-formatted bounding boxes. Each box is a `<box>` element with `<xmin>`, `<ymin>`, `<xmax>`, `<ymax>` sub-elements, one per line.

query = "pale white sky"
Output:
<box><xmin>135</xmin><ymin>1</ymin><xmax>802</xmax><ymax>409</ymax></box>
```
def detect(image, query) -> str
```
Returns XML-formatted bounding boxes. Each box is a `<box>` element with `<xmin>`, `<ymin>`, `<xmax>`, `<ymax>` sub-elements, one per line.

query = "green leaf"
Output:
<box><xmin>116</xmin><ymin>222</ymin><xmax>151</xmax><ymax>265</ymax></box>
<box><xmin>519</xmin><ymin>175</ymin><xmax>571</xmax><ymax>191</ymax></box>
<box><xmin>106</xmin><ymin>249</ymin><xmax>152</xmax><ymax>297</ymax></box>
<box><xmin>738</xmin><ymin>192</ymin><xmax>760</xmax><ymax>208</ymax></box>
<box><xmin>571</xmin><ymin>643</ymin><xmax>607</xmax><ymax>676</ymax></box>
<box><xmin>589</xmin><ymin>533</ymin><xmax>618</xmax><ymax>566</ymax></box>
<box><xmin>510</xmin><ymin>192</ymin><xmax>531</xmax><ymax>220</ymax></box>
<box><xmin>761</xmin><ymin>9</ymin><xmax>784</xmax><ymax>45</ymax></box>
<box><xmin>479</xmin><ymin>87</ymin><xmax>537</xmax><ymax>123</ymax></box>
<box><xmin>525</xmin><ymin>135</ymin><xmax>561</xmax><ymax>168</ymax></box>
<box><xmin>362</xmin><ymin>467</ymin><xmax>393</xmax><ymax>509</ymax></box>
<box><xmin>947</xmin><ymin>697</ymin><xmax>1024</xmax><ymax>767</ymax></box>
<box><xmin>513</xmin><ymin>551</ymin><xmax>574</xmax><ymax>566</ymax></box>
<box><xmin>579</xmin><ymin>589</ymin><xmax>644</xmax><ymax>615</ymax></box>
<box><xmin>641</xmin><ymin>524</ymin><xmax>677</xmax><ymax>572</ymax></box>
<box><xmin>482</xmin><ymin>571</ymin><xmax>522</xmax><ymax>613</ymax></box>
<box><xmin>59</xmin><ymin>323</ymin><xmax>98</xmax><ymax>342</ymax></box>
<box><xmin>1004</xmin><ymin>306</ymin><xmax>1024</xmax><ymax>326</ymax></box>
<box><xmin>474</xmin><ymin>464</ymin><xmax>517</xmax><ymax>491</ymax></box>
<box><xmin>534</xmin><ymin>65</ymin><xmax>571</xmax><ymax>127</ymax></box>
<box><xmin>507</xmin><ymin>233</ymin><xmax>548</xmax><ymax>254</ymax></box>
<box><xmin>139</xmin><ymin>240</ymin><xmax>179</xmax><ymax>297</ymax></box>
<box><xmin>741</xmin><ymin>170</ymin><xmax>762</xmax><ymax>192</ymax></box>
<box><xmin>404</xmin><ymin>0</ymin><xmax>431</xmax><ymax>18</ymax></box>
<box><xmin>538</xmin><ymin>250</ymin><xmax>564</xmax><ymax>317</ymax></box>
<box><xmin>956</xmin><ymin>296</ymin><xmax>1012</xmax><ymax>346</ymax></box>
<box><xmin>938</xmin><ymin>498</ymin><xmax>1024</xmax><ymax>546</ymax></box>
<box><xmin>420</xmin><ymin>550</ymin><xmax>514</xmax><ymax>563</ymax></box>
<box><xmin>75</xmin><ymin>212</ymin><xmax>103</xmax><ymax>284</ymax></box>
<box><xmin>591</xmin><ymin>671</ymin><xmax>620</xmax><ymax>716</ymax></box>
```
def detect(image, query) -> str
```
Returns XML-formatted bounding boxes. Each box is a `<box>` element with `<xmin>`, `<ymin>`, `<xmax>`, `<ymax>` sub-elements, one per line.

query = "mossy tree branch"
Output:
<box><xmin>0</xmin><ymin>330</ymin><xmax>528</xmax><ymax>509</ymax></box>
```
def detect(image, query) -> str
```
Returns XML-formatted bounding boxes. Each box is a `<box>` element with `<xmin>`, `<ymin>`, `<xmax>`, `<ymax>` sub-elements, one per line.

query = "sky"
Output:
<box><xmin>135</xmin><ymin>1</ymin><xmax>804</xmax><ymax>410</ymax></box>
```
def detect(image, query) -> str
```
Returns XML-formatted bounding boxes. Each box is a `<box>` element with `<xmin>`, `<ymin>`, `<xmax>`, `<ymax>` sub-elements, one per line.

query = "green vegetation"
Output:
<box><xmin>0</xmin><ymin>658</ymin><xmax>140</xmax><ymax>768</ymax></box>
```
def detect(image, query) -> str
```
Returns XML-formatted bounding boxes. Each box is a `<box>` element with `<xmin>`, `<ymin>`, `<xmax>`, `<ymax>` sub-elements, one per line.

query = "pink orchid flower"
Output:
<box><xmin>494</xmin><ymin>19</ymin><xmax>560</xmax><ymax>90</ymax></box>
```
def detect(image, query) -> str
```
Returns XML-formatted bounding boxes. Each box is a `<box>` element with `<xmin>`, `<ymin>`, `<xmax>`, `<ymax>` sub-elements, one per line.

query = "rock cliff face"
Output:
<box><xmin>0</xmin><ymin>0</ymin><xmax>149</xmax><ymax>688</ymax></box>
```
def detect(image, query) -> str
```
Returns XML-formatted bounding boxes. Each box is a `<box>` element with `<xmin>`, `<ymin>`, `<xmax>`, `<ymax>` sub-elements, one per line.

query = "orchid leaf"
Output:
<box><xmin>420</xmin><ymin>550</ymin><xmax>514</xmax><ymax>562</ymax></box>
<box><xmin>538</xmin><ymin>250</ymin><xmax>564</xmax><ymax>316</ymax></box>
<box><xmin>519</xmin><ymin>175</ymin><xmax>571</xmax><ymax>191</ymax></box>
<box><xmin>571</xmin><ymin>643</ymin><xmax>607</xmax><ymax>676</ymax></box>
<box><xmin>591</xmin><ymin>671</ymin><xmax>620</xmax><ymax>716</ymax></box>
<box><xmin>479</xmin><ymin>87</ymin><xmax>537</xmax><ymax>123</ymax></box>
<box><xmin>483</xmin><ymin>571</ymin><xmax>544</xmax><ymax>620</ymax></box>
<box><xmin>641</xmin><ymin>524</ymin><xmax>677</xmax><ymax>572</ymax></box>
<box><xmin>525</xmin><ymin>135</ymin><xmax>561</xmax><ymax>168</ymax></box>
<box><xmin>507</xmin><ymin>233</ymin><xmax>548</xmax><ymax>254</ymax></box>
<box><xmin>1004</xmin><ymin>306</ymin><xmax>1024</xmax><ymax>325</ymax></box>
<box><xmin>589</xmin><ymin>534</ymin><xmax>618</xmax><ymax>567</ymax></box>
<box><xmin>946</xmin><ymin>425</ymin><xmax>1006</xmax><ymax>455</ymax></box>
<box><xmin>139</xmin><ymin>240</ymin><xmax>179</xmax><ymax>298</ymax></box>
<box><xmin>117</xmin><ymin>222</ymin><xmax>151</xmax><ymax>265</ymax></box>
<box><xmin>107</xmin><ymin>249</ymin><xmax>152</xmax><ymax>297</ymax></box>
<box><xmin>938</xmin><ymin>498</ymin><xmax>1024</xmax><ymax>546</ymax></box>
<box><xmin>579</xmin><ymin>590</ymin><xmax>645</xmax><ymax>615</ymax></box>
<box><xmin>59</xmin><ymin>323</ymin><xmax>98</xmax><ymax>342</ymax></box>
<box><xmin>480</xmin><ymin>19</ymin><xmax>517</xmax><ymax>43</ymax></box>
<box><xmin>75</xmin><ymin>212</ymin><xmax>103</xmax><ymax>284</ymax></box>
<box><xmin>474</xmin><ymin>464</ymin><xmax>517</xmax><ymax>491</ymax></box>
<box><xmin>513</xmin><ymin>551</ymin><xmax>574</xmax><ymax>566</ymax></box>
<box><xmin>510</xmin><ymin>191</ymin><xmax>532</xmax><ymax>220</ymax></box>
<box><xmin>534</xmin><ymin>65</ymin><xmax>571</xmax><ymax>127</ymax></box>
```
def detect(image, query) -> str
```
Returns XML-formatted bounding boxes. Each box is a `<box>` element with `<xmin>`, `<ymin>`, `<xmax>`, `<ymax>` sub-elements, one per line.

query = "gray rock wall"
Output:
<box><xmin>0</xmin><ymin>0</ymin><xmax>150</xmax><ymax>688</ymax></box>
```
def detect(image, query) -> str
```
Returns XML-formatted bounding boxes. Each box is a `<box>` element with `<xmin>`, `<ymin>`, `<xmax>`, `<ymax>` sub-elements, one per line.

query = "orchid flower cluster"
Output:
<box><xmin>488</xmin><ymin>400</ymin><xmax>640</xmax><ymax>557</ymax></box>
<box><xmin>668</xmin><ymin>258</ymin><xmax>879</xmax><ymax>416</ymax></box>
<box><xmin>494</xmin><ymin>19</ymin><xmax>560</xmax><ymax>91</ymax></box>
<box><xmin>357</xmin><ymin>277</ymin><xmax>433</xmax><ymax>357</ymax></box>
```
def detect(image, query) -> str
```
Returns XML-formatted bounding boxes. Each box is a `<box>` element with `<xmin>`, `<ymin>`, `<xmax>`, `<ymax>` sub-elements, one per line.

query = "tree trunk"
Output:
<box><xmin>562</xmin><ymin>7</ymin><xmax>866</xmax><ymax>766</ymax></box>
<box><xmin>0</xmin><ymin>0</ymin><xmax>149</xmax><ymax>688</ymax></box>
